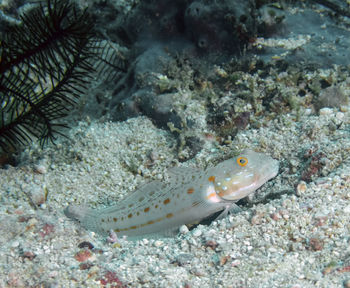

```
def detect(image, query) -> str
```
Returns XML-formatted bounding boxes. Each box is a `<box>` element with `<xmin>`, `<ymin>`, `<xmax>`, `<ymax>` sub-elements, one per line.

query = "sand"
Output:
<box><xmin>1</xmin><ymin>1</ymin><xmax>350</xmax><ymax>287</ymax></box>
<box><xmin>0</xmin><ymin>99</ymin><xmax>349</xmax><ymax>287</ymax></box>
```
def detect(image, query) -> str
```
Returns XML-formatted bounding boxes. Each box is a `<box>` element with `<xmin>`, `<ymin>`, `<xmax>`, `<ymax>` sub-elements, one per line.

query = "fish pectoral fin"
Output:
<box><xmin>214</xmin><ymin>203</ymin><xmax>242</xmax><ymax>221</ymax></box>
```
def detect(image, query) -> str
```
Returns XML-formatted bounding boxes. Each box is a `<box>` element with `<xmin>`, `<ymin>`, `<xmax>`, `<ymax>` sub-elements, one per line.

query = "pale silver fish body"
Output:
<box><xmin>65</xmin><ymin>150</ymin><xmax>279</xmax><ymax>238</ymax></box>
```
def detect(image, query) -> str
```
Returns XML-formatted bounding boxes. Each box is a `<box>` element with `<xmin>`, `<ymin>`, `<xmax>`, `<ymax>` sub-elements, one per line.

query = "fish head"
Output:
<box><xmin>212</xmin><ymin>149</ymin><xmax>279</xmax><ymax>201</ymax></box>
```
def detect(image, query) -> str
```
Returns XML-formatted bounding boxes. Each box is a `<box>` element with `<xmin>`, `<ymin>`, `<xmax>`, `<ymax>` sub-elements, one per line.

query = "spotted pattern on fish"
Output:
<box><xmin>65</xmin><ymin>150</ymin><xmax>279</xmax><ymax>238</ymax></box>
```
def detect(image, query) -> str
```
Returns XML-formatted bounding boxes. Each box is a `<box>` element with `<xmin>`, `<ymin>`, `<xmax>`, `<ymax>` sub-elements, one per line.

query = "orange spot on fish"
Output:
<box><xmin>166</xmin><ymin>213</ymin><xmax>173</xmax><ymax>218</ymax></box>
<box><xmin>128</xmin><ymin>213</ymin><xmax>133</xmax><ymax>218</ymax></box>
<box><xmin>163</xmin><ymin>198</ymin><xmax>170</xmax><ymax>205</ymax></box>
<box><xmin>113</xmin><ymin>218</ymin><xmax>117</xmax><ymax>222</ymax></box>
<box><xmin>187</xmin><ymin>188</ymin><xmax>194</xmax><ymax>194</ymax></box>
<box><xmin>208</xmin><ymin>176</ymin><xmax>215</xmax><ymax>182</ymax></box>
<box><xmin>144</xmin><ymin>207</ymin><xmax>150</xmax><ymax>212</ymax></box>
<box><xmin>206</xmin><ymin>192</ymin><xmax>216</xmax><ymax>199</ymax></box>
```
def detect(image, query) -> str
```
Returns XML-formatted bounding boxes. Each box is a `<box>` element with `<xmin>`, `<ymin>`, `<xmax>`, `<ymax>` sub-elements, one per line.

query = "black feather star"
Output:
<box><xmin>0</xmin><ymin>0</ymin><xmax>124</xmax><ymax>155</ymax></box>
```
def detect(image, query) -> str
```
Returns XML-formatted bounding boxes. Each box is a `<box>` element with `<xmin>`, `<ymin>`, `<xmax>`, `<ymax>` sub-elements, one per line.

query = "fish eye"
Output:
<box><xmin>237</xmin><ymin>156</ymin><xmax>248</xmax><ymax>167</ymax></box>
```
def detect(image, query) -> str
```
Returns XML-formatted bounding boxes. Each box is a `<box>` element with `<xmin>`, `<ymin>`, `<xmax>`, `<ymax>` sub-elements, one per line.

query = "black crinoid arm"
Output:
<box><xmin>0</xmin><ymin>0</ymin><xmax>116</xmax><ymax>156</ymax></box>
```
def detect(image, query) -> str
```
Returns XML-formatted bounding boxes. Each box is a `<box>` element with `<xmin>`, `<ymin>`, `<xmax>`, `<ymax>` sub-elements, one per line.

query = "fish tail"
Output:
<box><xmin>64</xmin><ymin>205</ymin><xmax>105</xmax><ymax>235</ymax></box>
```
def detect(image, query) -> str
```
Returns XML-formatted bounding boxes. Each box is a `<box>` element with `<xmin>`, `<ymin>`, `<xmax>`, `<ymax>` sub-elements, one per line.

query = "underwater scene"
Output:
<box><xmin>0</xmin><ymin>0</ymin><xmax>349</xmax><ymax>287</ymax></box>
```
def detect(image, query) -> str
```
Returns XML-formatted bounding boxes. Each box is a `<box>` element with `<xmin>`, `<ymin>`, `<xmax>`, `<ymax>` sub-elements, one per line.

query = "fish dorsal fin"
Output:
<box><xmin>167</xmin><ymin>166</ymin><xmax>204</xmax><ymax>186</ymax></box>
<box><xmin>116</xmin><ymin>166</ymin><xmax>204</xmax><ymax>210</ymax></box>
<box><xmin>120</xmin><ymin>179</ymin><xmax>167</xmax><ymax>204</ymax></box>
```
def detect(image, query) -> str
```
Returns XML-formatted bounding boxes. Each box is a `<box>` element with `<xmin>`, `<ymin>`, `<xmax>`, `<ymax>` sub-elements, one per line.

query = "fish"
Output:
<box><xmin>65</xmin><ymin>149</ymin><xmax>279</xmax><ymax>239</ymax></box>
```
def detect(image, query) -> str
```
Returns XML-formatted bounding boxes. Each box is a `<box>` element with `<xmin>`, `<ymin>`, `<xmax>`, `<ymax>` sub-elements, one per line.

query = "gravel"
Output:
<box><xmin>0</xmin><ymin>100</ymin><xmax>349</xmax><ymax>287</ymax></box>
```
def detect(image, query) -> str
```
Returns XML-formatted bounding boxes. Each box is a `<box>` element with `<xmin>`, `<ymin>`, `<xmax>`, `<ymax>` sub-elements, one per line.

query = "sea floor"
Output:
<box><xmin>1</xmin><ymin>1</ymin><xmax>350</xmax><ymax>287</ymax></box>
<box><xmin>0</xmin><ymin>100</ymin><xmax>349</xmax><ymax>287</ymax></box>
